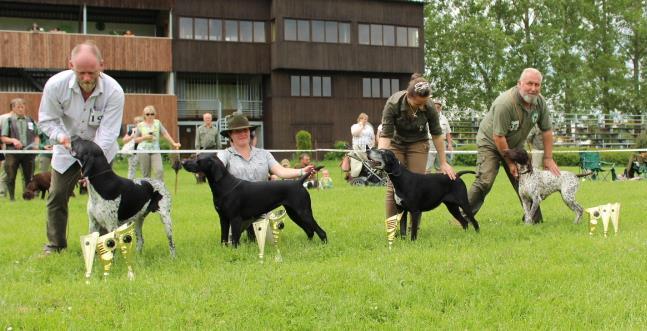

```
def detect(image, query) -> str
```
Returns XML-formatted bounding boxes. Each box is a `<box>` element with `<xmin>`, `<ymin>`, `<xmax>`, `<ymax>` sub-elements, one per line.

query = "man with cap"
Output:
<box><xmin>426</xmin><ymin>98</ymin><xmax>453</xmax><ymax>172</ymax></box>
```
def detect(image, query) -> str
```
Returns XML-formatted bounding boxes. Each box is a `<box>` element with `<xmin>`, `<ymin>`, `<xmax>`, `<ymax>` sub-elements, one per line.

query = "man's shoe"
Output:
<box><xmin>41</xmin><ymin>244</ymin><xmax>65</xmax><ymax>257</ymax></box>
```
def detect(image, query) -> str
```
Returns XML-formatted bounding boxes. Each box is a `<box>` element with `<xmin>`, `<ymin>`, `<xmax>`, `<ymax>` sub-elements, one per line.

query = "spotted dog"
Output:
<box><xmin>366</xmin><ymin>148</ymin><xmax>479</xmax><ymax>241</ymax></box>
<box><xmin>504</xmin><ymin>148</ymin><xmax>591</xmax><ymax>224</ymax></box>
<box><xmin>70</xmin><ymin>139</ymin><xmax>176</xmax><ymax>256</ymax></box>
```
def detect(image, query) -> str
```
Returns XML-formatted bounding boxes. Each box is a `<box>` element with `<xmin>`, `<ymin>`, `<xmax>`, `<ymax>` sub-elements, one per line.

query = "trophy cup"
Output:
<box><xmin>115</xmin><ymin>222</ymin><xmax>136</xmax><ymax>280</ymax></box>
<box><xmin>385</xmin><ymin>212</ymin><xmax>403</xmax><ymax>250</ymax></box>
<box><xmin>586</xmin><ymin>203</ymin><xmax>621</xmax><ymax>237</ymax></box>
<box><xmin>80</xmin><ymin>232</ymin><xmax>99</xmax><ymax>282</ymax></box>
<box><xmin>96</xmin><ymin>232</ymin><xmax>117</xmax><ymax>279</ymax></box>
<box><xmin>609</xmin><ymin>203</ymin><xmax>621</xmax><ymax>235</ymax></box>
<box><xmin>252</xmin><ymin>217</ymin><xmax>270</xmax><ymax>262</ymax></box>
<box><xmin>269</xmin><ymin>209</ymin><xmax>287</xmax><ymax>262</ymax></box>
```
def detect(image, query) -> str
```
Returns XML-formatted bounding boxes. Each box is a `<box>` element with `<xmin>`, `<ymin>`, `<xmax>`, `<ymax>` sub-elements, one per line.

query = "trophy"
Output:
<box><xmin>609</xmin><ymin>203</ymin><xmax>621</xmax><ymax>236</ymax></box>
<box><xmin>80</xmin><ymin>232</ymin><xmax>99</xmax><ymax>282</ymax></box>
<box><xmin>115</xmin><ymin>222</ymin><xmax>136</xmax><ymax>280</ymax></box>
<box><xmin>269</xmin><ymin>209</ymin><xmax>286</xmax><ymax>262</ymax></box>
<box><xmin>586</xmin><ymin>203</ymin><xmax>621</xmax><ymax>237</ymax></box>
<box><xmin>96</xmin><ymin>232</ymin><xmax>117</xmax><ymax>278</ymax></box>
<box><xmin>385</xmin><ymin>212</ymin><xmax>403</xmax><ymax>250</ymax></box>
<box><xmin>252</xmin><ymin>218</ymin><xmax>270</xmax><ymax>262</ymax></box>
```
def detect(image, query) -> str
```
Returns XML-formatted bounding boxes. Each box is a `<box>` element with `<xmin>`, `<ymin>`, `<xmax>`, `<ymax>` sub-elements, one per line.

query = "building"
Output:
<box><xmin>0</xmin><ymin>0</ymin><xmax>424</xmax><ymax>149</ymax></box>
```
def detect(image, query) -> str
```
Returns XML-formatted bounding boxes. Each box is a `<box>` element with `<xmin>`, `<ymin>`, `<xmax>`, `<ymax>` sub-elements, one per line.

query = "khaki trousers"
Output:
<box><xmin>45</xmin><ymin>163</ymin><xmax>81</xmax><ymax>249</ymax></box>
<box><xmin>385</xmin><ymin>140</ymin><xmax>429</xmax><ymax>218</ymax></box>
<box><xmin>138</xmin><ymin>153</ymin><xmax>164</xmax><ymax>180</ymax></box>
<box><xmin>467</xmin><ymin>146</ymin><xmax>542</xmax><ymax>222</ymax></box>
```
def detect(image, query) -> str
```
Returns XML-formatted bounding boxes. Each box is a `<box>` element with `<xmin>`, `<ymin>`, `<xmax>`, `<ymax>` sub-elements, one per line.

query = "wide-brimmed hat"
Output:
<box><xmin>220</xmin><ymin>113</ymin><xmax>258</xmax><ymax>137</ymax></box>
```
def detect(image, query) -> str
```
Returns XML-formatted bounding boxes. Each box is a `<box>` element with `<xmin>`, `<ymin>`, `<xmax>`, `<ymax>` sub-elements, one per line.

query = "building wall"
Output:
<box><xmin>10</xmin><ymin>0</ymin><xmax>174</xmax><ymax>10</ymax></box>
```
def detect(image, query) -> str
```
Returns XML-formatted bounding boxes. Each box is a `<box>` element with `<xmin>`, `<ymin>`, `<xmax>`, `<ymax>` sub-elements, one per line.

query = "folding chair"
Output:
<box><xmin>579</xmin><ymin>152</ymin><xmax>616</xmax><ymax>180</ymax></box>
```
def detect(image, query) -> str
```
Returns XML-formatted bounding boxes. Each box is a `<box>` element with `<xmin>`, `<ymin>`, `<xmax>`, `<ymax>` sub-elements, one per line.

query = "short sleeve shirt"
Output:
<box><xmin>195</xmin><ymin>124</ymin><xmax>219</xmax><ymax>150</ymax></box>
<box><xmin>217</xmin><ymin>147</ymin><xmax>279</xmax><ymax>182</ymax></box>
<box><xmin>136</xmin><ymin>120</ymin><xmax>167</xmax><ymax>151</ymax></box>
<box><xmin>476</xmin><ymin>86</ymin><xmax>551</xmax><ymax>149</ymax></box>
<box><xmin>380</xmin><ymin>91</ymin><xmax>442</xmax><ymax>145</ymax></box>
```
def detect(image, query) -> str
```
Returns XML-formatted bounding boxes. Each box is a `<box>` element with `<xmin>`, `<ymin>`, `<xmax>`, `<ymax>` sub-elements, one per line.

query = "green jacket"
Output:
<box><xmin>380</xmin><ymin>91</ymin><xmax>442</xmax><ymax>145</ymax></box>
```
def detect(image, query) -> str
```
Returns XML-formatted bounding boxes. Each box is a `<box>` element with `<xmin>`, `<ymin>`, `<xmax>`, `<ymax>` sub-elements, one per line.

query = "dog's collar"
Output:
<box><xmin>85</xmin><ymin>168</ymin><xmax>112</xmax><ymax>179</ymax></box>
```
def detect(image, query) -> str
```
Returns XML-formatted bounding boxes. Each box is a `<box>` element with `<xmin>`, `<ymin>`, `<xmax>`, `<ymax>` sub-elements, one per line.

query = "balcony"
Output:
<box><xmin>0</xmin><ymin>30</ymin><xmax>171</xmax><ymax>72</ymax></box>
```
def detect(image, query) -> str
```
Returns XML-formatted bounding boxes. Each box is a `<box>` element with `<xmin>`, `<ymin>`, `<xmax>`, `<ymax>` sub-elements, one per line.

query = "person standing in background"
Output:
<box><xmin>426</xmin><ymin>99</ymin><xmax>454</xmax><ymax>172</ymax></box>
<box><xmin>195</xmin><ymin>112</ymin><xmax>219</xmax><ymax>150</ymax></box>
<box><xmin>133</xmin><ymin>105</ymin><xmax>180</xmax><ymax>181</ymax></box>
<box><xmin>122</xmin><ymin>115</ymin><xmax>144</xmax><ymax>179</ymax></box>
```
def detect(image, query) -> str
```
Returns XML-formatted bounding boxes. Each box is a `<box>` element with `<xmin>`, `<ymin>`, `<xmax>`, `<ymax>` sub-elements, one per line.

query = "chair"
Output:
<box><xmin>579</xmin><ymin>152</ymin><xmax>616</xmax><ymax>180</ymax></box>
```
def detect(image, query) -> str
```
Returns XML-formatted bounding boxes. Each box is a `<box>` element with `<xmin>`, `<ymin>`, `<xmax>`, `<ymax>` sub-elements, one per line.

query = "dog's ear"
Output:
<box><xmin>384</xmin><ymin>150</ymin><xmax>402</xmax><ymax>176</ymax></box>
<box><xmin>81</xmin><ymin>154</ymin><xmax>95</xmax><ymax>176</ymax></box>
<box><xmin>210</xmin><ymin>155</ymin><xmax>227</xmax><ymax>182</ymax></box>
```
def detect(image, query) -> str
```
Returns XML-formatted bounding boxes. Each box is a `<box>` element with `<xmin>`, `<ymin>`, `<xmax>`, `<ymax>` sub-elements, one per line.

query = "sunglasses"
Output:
<box><xmin>145</xmin><ymin>113</ymin><xmax>155</xmax><ymax>116</ymax></box>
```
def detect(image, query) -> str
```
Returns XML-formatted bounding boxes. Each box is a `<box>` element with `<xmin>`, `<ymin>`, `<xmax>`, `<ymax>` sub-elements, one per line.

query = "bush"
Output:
<box><xmin>295</xmin><ymin>130</ymin><xmax>312</xmax><ymax>151</ymax></box>
<box><xmin>453</xmin><ymin>144</ymin><xmax>477</xmax><ymax>166</ymax></box>
<box><xmin>324</xmin><ymin>140</ymin><xmax>348</xmax><ymax>160</ymax></box>
<box><xmin>634</xmin><ymin>132</ymin><xmax>647</xmax><ymax>149</ymax></box>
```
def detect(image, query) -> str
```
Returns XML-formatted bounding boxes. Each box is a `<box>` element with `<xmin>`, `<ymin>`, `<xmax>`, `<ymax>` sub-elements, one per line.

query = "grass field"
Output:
<box><xmin>1</xmin><ymin>159</ymin><xmax>646</xmax><ymax>329</ymax></box>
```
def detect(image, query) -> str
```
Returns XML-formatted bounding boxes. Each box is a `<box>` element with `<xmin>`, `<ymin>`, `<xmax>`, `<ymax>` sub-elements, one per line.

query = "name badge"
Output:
<box><xmin>27</xmin><ymin>122</ymin><xmax>34</xmax><ymax>131</ymax></box>
<box><xmin>89</xmin><ymin>108</ymin><xmax>103</xmax><ymax>126</ymax></box>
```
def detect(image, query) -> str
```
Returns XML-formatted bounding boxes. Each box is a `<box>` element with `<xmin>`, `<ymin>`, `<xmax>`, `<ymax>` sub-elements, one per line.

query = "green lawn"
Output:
<box><xmin>1</xmin><ymin>159</ymin><xmax>645</xmax><ymax>329</ymax></box>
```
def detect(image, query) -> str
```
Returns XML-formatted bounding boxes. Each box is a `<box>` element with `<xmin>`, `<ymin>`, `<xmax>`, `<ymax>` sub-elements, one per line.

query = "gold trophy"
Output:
<box><xmin>385</xmin><ymin>212</ymin><xmax>403</xmax><ymax>250</ymax></box>
<box><xmin>269</xmin><ymin>209</ymin><xmax>287</xmax><ymax>262</ymax></box>
<box><xmin>609</xmin><ymin>203</ymin><xmax>621</xmax><ymax>235</ymax></box>
<box><xmin>252</xmin><ymin>217</ymin><xmax>270</xmax><ymax>262</ymax></box>
<box><xmin>586</xmin><ymin>203</ymin><xmax>621</xmax><ymax>237</ymax></box>
<box><xmin>115</xmin><ymin>222</ymin><xmax>136</xmax><ymax>280</ymax></box>
<box><xmin>96</xmin><ymin>232</ymin><xmax>117</xmax><ymax>279</ymax></box>
<box><xmin>80</xmin><ymin>232</ymin><xmax>99</xmax><ymax>282</ymax></box>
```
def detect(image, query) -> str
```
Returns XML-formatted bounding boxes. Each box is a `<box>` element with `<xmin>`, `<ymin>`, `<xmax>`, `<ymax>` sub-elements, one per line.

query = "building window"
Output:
<box><xmin>383</xmin><ymin>25</ymin><xmax>395</xmax><ymax>46</ymax></box>
<box><xmin>370</xmin><ymin>24</ymin><xmax>382</xmax><ymax>46</ymax></box>
<box><xmin>209</xmin><ymin>19</ymin><xmax>222</xmax><ymax>41</ymax></box>
<box><xmin>179</xmin><ymin>17</ymin><xmax>193</xmax><ymax>39</ymax></box>
<box><xmin>225</xmin><ymin>20</ymin><xmax>238</xmax><ymax>41</ymax></box>
<box><xmin>285</xmin><ymin>19</ymin><xmax>297</xmax><ymax>41</ymax></box>
<box><xmin>297</xmin><ymin>20</ymin><xmax>310</xmax><ymax>42</ymax></box>
<box><xmin>359</xmin><ymin>23</ymin><xmax>419</xmax><ymax>47</ymax></box>
<box><xmin>239</xmin><ymin>21</ymin><xmax>253</xmax><ymax>42</ymax></box>
<box><xmin>194</xmin><ymin>18</ymin><xmax>208</xmax><ymax>40</ymax></box>
<box><xmin>339</xmin><ymin>23</ymin><xmax>350</xmax><ymax>43</ymax></box>
<box><xmin>312</xmin><ymin>21</ymin><xmax>325</xmax><ymax>42</ymax></box>
<box><xmin>359</xmin><ymin>24</ymin><xmax>370</xmax><ymax>45</ymax></box>
<box><xmin>408</xmin><ymin>27</ymin><xmax>419</xmax><ymax>47</ymax></box>
<box><xmin>363</xmin><ymin>78</ymin><xmax>399</xmax><ymax>98</ymax></box>
<box><xmin>291</xmin><ymin>75</ymin><xmax>332</xmax><ymax>97</ymax></box>
<box><xmin>325</xmin><ymin>21</ymin><xmax>338</xmax><ymax>43</ymax></box>
<box><xmin>254</xmin><ymin>22</ymin><xmax>266</xmax><ymax>42</ymax></box>
<box><xmin>397</xmin><ymin>27</ymin><xmax>408</xmax><ymax>47</ymax></box>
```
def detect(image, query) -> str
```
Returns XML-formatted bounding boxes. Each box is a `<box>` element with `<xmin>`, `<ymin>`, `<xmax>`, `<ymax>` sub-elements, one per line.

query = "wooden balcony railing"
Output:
<box><xmin>0</xmin><ymin>30</ymin><xmax>171</xmax><ymax>72</ymax></box>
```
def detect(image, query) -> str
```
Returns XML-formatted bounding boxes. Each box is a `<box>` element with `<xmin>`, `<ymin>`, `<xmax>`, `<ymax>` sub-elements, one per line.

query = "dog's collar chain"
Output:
<box><xmin>85</xmin><ymin>168</ymin><xmax>113</xmax><ymax>179</ymax></box>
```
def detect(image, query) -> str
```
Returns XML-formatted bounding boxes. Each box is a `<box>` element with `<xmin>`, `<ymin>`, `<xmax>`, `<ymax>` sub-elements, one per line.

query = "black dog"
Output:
<box><xmin>367</xmin><ymin>148</ymin><xmax>479</xmax><ymax>240</ymax></box>
<box><xmin>70</xmin><ymin>138</ymin><xmax>176</xmax><ymax>256</ymax></box>
<box><xmin>182</xmin><ymin>154</ymin><xmax>327</xmax><ymax>247</ymax></box>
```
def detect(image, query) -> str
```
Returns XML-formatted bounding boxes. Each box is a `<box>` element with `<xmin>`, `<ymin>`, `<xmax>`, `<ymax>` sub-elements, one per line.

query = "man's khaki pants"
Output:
<box><xmin>45</xmin><ymin>163</ymin><xmax>81</xmax><ymax>250</ymax></box>
<box><xmin>467</xmin><ymin>146</ymin><xmax>542</xmax><ymax>222</ymax></box>
<box><xmin>385</xmin><ymin>140</ymin><xmax>429</xmax><ymax>218</ymax></box>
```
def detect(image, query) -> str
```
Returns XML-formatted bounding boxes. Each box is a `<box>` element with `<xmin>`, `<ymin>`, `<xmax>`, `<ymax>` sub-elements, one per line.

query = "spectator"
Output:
<box><xmin>195</xmin><ymin>112</ymin><xmax>219</xmax><ymax>151</ymax></box>
<box><xmin>30</xmin><ymin>22</ymin><xmax>43</xmax><ymax>32</ymax></box>
<box><xmin>122</xmin><ymin>116</ymin><xmax>144</xmax><ymax>179</ymax></box>
<box><xmin>39</xmin><ymin>41</ymin><xmax>125</xmax><ymax>254</ymax></box>
<box><xmin>1</xmin><ymin>98</ymin><xmax>40</xmax><ymax>201</ymax></box>
<box><xmin>526</xmin><ymin>125</ymin><xmax>544</xmax><ymax>169</ymax></box>
<box><xmin>426</xmin><ymin>99</ymin><xmax>454</xmax><ymax>172</ymax></box>
<box><xmin>123</xmin><ymin>30</ymin><xmax>135</xmax><ymax>37</ymax></box>
<box><xmin>350</xmin><ymin>112</ymin><xmax>375</xmax><ymax>177</ymax></box>
<box><xmin>0</xmin><ymin>105</ymin><xmax>14</xmax><ymax>198</ymax></box>
<box><xmin>378</xmin><ymin>73</ymin><xmax>456</xmax><ymax>219</ymax></box>
<box><xmin>318</xmin><ymin>169</ymin><xmax>333</xmax><ymax>189</ymax></box>
<box><xmin>133</xmin><ymin>105</ymin><xmax>181</xmax><ymax>181</ymax></box>
<box><xmin>295</xmin><ymin>153</ymin><xmax>318</xmax><ymax>189</ymax></box>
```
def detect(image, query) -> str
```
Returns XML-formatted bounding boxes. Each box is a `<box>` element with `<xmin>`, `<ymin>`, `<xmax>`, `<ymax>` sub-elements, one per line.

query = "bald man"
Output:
<box><xmin>38</xmin><ymin>41</ymin><xmax>124</xmax><ymax>254</ymax></box>
<box><xmin>467</xmin><ymin>68</ymin><xmax>560</xmax><ymax>224</ymax></box>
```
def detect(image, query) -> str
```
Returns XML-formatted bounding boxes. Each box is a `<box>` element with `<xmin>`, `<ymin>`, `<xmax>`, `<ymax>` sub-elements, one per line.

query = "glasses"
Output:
<box><xmin>145</xmin><ymin>113</ymin><xmax>155</xmax><ymax>116</ymax></box>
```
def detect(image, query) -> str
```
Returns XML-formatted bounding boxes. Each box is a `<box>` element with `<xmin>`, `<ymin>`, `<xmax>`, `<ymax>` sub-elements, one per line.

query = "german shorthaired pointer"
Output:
<box><xmin>367</xmin><ymin>148</ymin><xmax>479</xmax><ymax>241</ymax></box>
<box><xmin>181</xmin><ymin>153</ymin><xmax>327</xmax><ymax>247</ymax></box>
<box><xmin>71</xmin><ymin>139</ymin><xmax>176</xmax><ymax>256</ymax></box>
<box><xmin>504</xmin><ymin>148</ymin><xmax>590</xmax><ymax>224</ymax></box>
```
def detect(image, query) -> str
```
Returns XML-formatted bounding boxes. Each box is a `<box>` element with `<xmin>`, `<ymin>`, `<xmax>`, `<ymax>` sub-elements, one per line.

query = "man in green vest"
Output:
<box><xmin>195</xmin><ymin>112</ymin><xmax>220</xmax><ymax>150</ymax></box>
<box><xmin>467</xmin><ymin>68</ymin><xmax>560</xmax><ymax>224</ymax></box>
<box><xmin>0</xmin><ymin>98</ymin><xmax>40</xmax><ymax>201</ymax></box>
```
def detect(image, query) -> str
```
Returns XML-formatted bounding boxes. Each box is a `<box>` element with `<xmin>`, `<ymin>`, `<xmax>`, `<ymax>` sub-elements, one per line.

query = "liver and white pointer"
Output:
<box><xmin>182</xmin><ymin>154</ymin><xmax>327</xmax><ymax>247</ymax></box>
<box><xmin>367</xmin><ymin>148</ymin><xmax>479</xmax><ymax>240</ymax></box>
<box><xmin>70</xmin><ymin>139</ymin><xmax>176</xmax><ymax>256</ymax></box>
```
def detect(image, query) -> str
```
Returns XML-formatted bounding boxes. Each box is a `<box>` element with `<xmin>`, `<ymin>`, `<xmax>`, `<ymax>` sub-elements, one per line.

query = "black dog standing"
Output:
<box><xmin>182</xmin><ymin>154</ymin><xmax>327</xmax><ymax>247</ymax></box>
<box><xmin>367</xmin><ymin>148</ymin><xmax>479</xmax><ymax>240</ymax></box>
<box><xmin>71</xmin><ymin>139</ymin><xmax>176</xmax><ymax>256</ymax></box>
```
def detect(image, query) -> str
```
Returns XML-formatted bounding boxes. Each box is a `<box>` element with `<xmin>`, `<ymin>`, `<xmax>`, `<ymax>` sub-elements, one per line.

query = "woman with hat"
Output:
<box><xmin>133</xmin><ymin>105</ymin><xmax>181</xmax><ymax>180</ymax></box>
<box><xmin>217</xmin><ymin>113</ymin><xmax>314</xmax><ymax>182</ymax></box>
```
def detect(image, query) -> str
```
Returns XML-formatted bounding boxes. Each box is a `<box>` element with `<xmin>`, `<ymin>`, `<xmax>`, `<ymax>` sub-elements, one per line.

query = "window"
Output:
<box><xmin>297</xmin><ymin>20</ymin><xmax>310</xmax><ymax>42</ymax></box>
<box><xmin>225</xmin><ymin>20</ymin><xmax>238</xmax><ymax>41</ymax></box>
<box><xmin>312</xmin><ymin>76</ymin><xmax>322</xmax><ymax>96</ymax></box>
<box><xmin>194</xmin><ymin>18</ymin><xmax>208</xmax><ymax>40</ymax></box>
<box><xmin>383</xmin><ymin>25</ymin><xmax>395</xmax><ymax>46</ymax></box>
<box><xmin>253</xmin><ymin>22</ymin><xmax>265</xmax><ymax>42</ymax></box>
<box><xmin>300</xmin><ymin>76</ymin><xmax>310</xmax><ymax>96</ymax></box>
<box><xmin>291</xmin><ymin>76</ymin><xmax>300</xmax><ymax>96</ymax></box>
<box><xmin>285</xmin><ymin>19</ymin><xmax>296</xmax><ymax>41</ymax></box>
<box><xmin>291</xmin><ymin>75</ymin><xmax>332</xmax><ymax>97</ymax></box>
<box><xmin>408</xmin><ymin>27</ymin><xmax>419</xmax><ymax>47</ymax></box>
<box><xmin>325</xmin><ymin>21</ymin><xmax>337</xmax><ymax>43</ymax></box>
<box><xmin>358</xmin><ymin>24</ymin><xmax>369</xmax><ymax>45</ymax></box>
<box><xmin>209</xmin><ymin>19</ymin><xmax>222</xmax><ymax>41</ymax></box>
<box><xmin>370</xmin><ymin>24</ymin><xmax>382</xmax><ymax>46</ymax></box>
<box><xmin>396</xmin><ymin>27</ymin><xmax>408</xmax><ymax>47</ymax></box>
<box><xmin>363</xmin><ymin>78</ymin><xmax>399</xmax><ymax>98</ymax></box>
<box><xmin>179</xmin><ymin>17</ymin><xmax>193</xmax><ymax>39</ymax></box>
<box><xmin>239</xmin><ymin>21</ymin><xmax>253</xmax><ymax>42</ymax></box>
<box><xmin>339</xmin><ymin>23</ymin><xmax>350</xmax><ymax>43</ymax></box>
<box><xmin>312</xmin><ymin>21</ymin><xmax>325</xmax><ymax>42</ymax></box>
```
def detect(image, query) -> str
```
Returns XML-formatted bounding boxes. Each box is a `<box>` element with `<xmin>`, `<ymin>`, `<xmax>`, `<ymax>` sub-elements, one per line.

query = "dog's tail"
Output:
<box><xmin>576</xmin><ymin>171</ymin><xmax>594</xmax><ymax>178</ymax></box>
<box><xmin>456</xmin><ymin>170</ymin><xmax>476</xmax><ymax>178</ymax></box>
